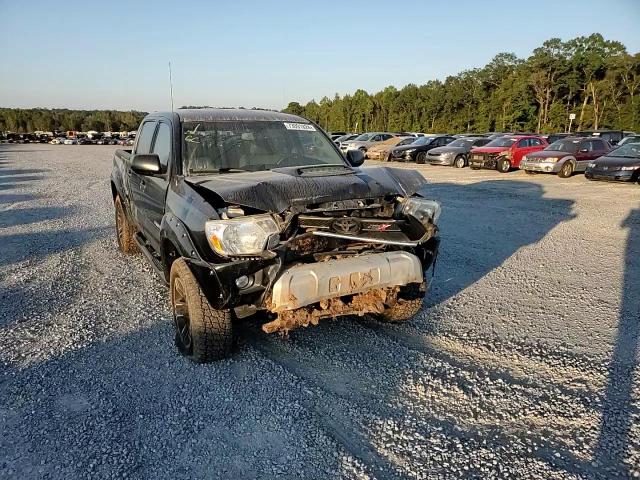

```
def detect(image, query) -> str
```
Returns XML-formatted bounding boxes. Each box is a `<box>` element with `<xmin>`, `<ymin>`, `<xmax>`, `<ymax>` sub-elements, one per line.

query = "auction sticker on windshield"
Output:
<box><xmin>283</xmin><ymin>122</ymin><xmax>316</xmax><ymax>131</ymax></box>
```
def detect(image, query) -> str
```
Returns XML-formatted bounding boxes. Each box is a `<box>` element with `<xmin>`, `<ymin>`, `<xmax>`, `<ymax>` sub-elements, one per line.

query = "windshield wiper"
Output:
<box><xmin>189</xmin><ymin>168</ymin><xmax>250</xmax><ymax>174</ymax></box>
<box><xmin>297</xmin><ymin>163</ymin><xmax>350</xmax><ymax>170</ymax></box>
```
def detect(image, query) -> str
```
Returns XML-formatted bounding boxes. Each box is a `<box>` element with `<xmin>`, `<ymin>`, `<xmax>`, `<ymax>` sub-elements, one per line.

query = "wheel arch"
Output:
<box><xmin>562</xmin><ymin>155</ymin><xmax>577</xmax><ymax>168</ymax></box>
<box><xmin>160</xmin><ymin>212</ymin><xmax>203</xmax><ymax>280</ymax></box>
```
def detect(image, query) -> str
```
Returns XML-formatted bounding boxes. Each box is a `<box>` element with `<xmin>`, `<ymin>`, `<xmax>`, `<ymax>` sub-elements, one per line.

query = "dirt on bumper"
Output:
<box><xmin>262</xmin><ymin>251</ymin><xmax>425</xmax><ymax>333</ymax></box>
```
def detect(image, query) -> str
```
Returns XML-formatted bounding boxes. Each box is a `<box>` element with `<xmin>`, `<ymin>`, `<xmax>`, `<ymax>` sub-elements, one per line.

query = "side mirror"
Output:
<box><xmin>346</xmin><ymin>149</ymin><xmax>365</xmax><ymax>167</ymax></box>
<box><xmin>131</xmin><ymin>153</ymin><xmax>161</xmax><ymax>175</ymax></box>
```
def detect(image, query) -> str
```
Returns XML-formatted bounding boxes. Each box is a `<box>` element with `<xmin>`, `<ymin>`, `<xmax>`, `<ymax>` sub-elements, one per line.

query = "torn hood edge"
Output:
<box><xmin>184</xmin><ymin>166</ymin><xmax>429</xmax><ymax>213</ymax></box>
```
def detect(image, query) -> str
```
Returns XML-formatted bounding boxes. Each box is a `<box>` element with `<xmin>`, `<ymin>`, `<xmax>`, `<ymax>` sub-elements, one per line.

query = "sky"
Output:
<box><xmin>1</xmin><ymin>0</ymin><xmax>639</xmax><ymax>112</ymax></box>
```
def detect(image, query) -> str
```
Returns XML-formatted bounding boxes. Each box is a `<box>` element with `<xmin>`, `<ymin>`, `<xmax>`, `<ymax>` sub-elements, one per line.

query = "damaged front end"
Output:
<box><xmin>196</xmin><ymin>194</ymin><xmax>441</xmax><ymax>334</ymax></box>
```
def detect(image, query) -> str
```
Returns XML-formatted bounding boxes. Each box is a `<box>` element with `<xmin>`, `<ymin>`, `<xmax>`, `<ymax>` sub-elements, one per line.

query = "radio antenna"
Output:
<box><xmin>169</xmin><ymin>61</ymin><xmax>174</xmax><ymax>111</ymax></box>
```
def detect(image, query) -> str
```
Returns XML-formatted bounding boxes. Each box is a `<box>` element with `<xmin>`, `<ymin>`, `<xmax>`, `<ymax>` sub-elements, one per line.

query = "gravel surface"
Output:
<box><xmin>0</xmin><ymin>144</ymin><xmax>639</xmax><ymax>479</ymax></box>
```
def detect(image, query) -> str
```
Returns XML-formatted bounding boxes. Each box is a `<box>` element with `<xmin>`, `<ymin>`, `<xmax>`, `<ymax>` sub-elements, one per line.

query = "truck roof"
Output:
<box><xmin>149</xmin><ymin>108</ymin><xmax>311</xmax><ymax>124</ymax></box>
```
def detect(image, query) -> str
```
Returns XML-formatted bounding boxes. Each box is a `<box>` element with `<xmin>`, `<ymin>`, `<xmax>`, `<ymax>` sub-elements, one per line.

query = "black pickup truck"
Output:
<box><xmin>111</xmin><ymin>109</ymin><xmax>441</xmax><ymax>362</ymax></box>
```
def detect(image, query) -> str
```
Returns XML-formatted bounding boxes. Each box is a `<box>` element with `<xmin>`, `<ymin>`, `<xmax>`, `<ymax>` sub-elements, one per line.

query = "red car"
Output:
<box><xmin>469</xmin><ymin>135</ymin><xmax>548</xmax><ymax>172</ymax></box>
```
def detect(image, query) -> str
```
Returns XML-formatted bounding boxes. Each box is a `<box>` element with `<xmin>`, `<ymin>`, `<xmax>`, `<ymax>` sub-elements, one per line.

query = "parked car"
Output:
<box><xmin>389</xmin><ymin>135</ymin><xmax>456</xmax><ymax>163</ymax></box>
<box><xmin>333</xmin><ymin>133</ymin><xmax>359</xmax><ymax>146</ymax></box>
<box><xmin>366</xmin><ymin>137</ymin><xmax>415</xmax><ymax>161</ymax></box>
<box><xmin>50</xmin><ymin>138</ymin><xmax>64</xmax><ymax>145</ymax></box>
<box><xmin>520</xmin><ymin>137</ymin><xmax>611</xmax><ymax>177</ymax></box>
<box><xmin>63</xmin><ymin>138</ymin><xmax>77</xmax><ymax>145</ymax></box>
<box><xmin>585</xmin><ymin>143</ymin><xmax>640</xmax><ymax>183</ymax></box>
<box><xmin>340</xmin><ymin>132</ymin><xmax>397</xmax><ymax>154</ymax></box>
<box><xmin>617</xmin><ymin>135</ymin><xmax>640</xmax><ymax>146</ymax></box>
<box><xmin>575</xmin><ymin>130</ymin><xmax>625</xmax><ymax>145</ymax></box>
<box><xmin>78</xmin><ymin>138</ymin><xmax>94</xmax><ymax>145</ymax></box>
<box><xmin>545</xmin><ymin>133</ymin><xmax>571</xmax><ymax>144</ymax></box>
<box><xmin>469</xmin><ymin>135</ymin><xmax>547</xmax><ymax>172</ymax></box>
<box><xmin>110</xmin><ymin>109</ymin><xmax>441</xmax><ymax>362</ymax></box>
<box><xmin>425</xmin><ymin>137</ymin><xmax>491</xmax><ymax>168</ymax></box>
<box><xmin>329</xmin><ymin>131</ymin><xmax>348</xmax><ymax>140</ymax></box>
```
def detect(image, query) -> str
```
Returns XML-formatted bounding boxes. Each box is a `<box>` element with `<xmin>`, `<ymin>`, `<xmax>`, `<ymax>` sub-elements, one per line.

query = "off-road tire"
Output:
<box><xmin>114</xmin><ymin>195</ymin><xmax>138</xmax><ymax>254</ymax></box>
<box><xmin>454</xmin><ymin>155</ymin><xmax>466</xmax><ymax>168</ymax></box>
<box><xmin>497</xmin><ymin>158</ymin><xmax>511</xmax><ymax>173</ymax></box>
<box><xmin>377</xmin><ymin>283</ymin><xmax>424</xmax><ymax>322</ymax></box>
<box><xmin>416</xmin><ymin>152</ymin><xmax>427</xmax><ymax>164</ymax></box>
<box><xmin>170</xmin><ymin>258</ymin><xmax>234</xmax><ymax>362</ymax></box>
<box><xmin>558</xmin><ymin>161</ymin><xmax>574</xmax><ymax>178</ymax></box>
<box><xmin>378</xmin><ymin>297</ymin><xmax>423</xmax><ymax>322</ymax></box>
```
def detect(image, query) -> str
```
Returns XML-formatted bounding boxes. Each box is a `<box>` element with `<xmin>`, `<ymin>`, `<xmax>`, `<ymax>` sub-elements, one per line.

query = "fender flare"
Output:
<box><xmin>159</xmin><ymin>212</ymin><xmax>204</xmax><ymax>279</ymax></box>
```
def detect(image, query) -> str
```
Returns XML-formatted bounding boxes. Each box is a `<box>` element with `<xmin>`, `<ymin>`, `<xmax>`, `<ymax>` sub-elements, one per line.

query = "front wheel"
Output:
<box><xmin>497</xmin><ymin>158</ymin><xmax>511</xmax><ymax>173</ymax></box>
<box><xmin>377</xmin><ymin>284</ymin><xmax>424</xmax><ymax>322</ymax></box>
<box><xmin>170</xmin><ymin>258</ymin><xmax>234</xmax><ymax>362</ymax></box>
<box><xmin>415</xmin><ymin>152</ymin><xmax>427</xmax><ymax>164</ymax></box>
<box><xmin>454</xmin><ymin>155</ymin><xmax>466</xmax><ymax>168</ymax></box>
<box><xmin>558</xmin><ymin>161</ymin><xmax>574</xmax><ymax>178</ymax></box>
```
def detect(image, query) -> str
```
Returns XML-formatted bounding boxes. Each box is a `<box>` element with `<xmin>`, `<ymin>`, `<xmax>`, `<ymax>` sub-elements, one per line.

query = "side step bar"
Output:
<box><xmin>134</xmin><ymin>233</ymin><xmax>168</xmax><ymax>285</ymax></box>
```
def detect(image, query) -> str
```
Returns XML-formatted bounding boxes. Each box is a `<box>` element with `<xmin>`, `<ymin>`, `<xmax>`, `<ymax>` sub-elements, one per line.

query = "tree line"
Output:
<box><xmin>283</xmin><ymin>34</ymin><xmax>640</xmax><ymax>134</ymax></box>
<box><xmin>0</xmin><ymin>108</ymin><xmax>147</xmax><ymax>133</ymax></box>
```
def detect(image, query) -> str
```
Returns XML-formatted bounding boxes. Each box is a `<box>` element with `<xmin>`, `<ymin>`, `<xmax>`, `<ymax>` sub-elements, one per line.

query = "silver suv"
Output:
<box><xmin>340</xmin><ymin>132</ymin><xmax>397</xmax><ymax>154</ymax></box>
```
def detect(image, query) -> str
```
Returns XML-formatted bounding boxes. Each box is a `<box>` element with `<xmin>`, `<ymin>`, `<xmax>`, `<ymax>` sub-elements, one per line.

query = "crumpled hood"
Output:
<box><xmin>185</xmin><ymin>166</ymin><xmax>428</xmax><ymax>213</ymax></box>
<box><xmin>471</xmin><ymin>146</ymin><xmax>509</xmax><ymax>154</ymax></box>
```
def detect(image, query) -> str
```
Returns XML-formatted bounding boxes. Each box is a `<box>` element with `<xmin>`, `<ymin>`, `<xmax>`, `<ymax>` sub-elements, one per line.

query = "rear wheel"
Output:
<box><xmin>170</xmin><ymin>258</ymin><xmax>234</xmax><ymax>362</ymax></box>
<box><xmin>497</xmin><ymin>158</ymin><xmax>511</xmax><ymax>173</ymax></box>
<box><xmin>558</xmin><ymin>161</ymin><xmax>574</xmax><ymax>178</ymax></box>
<box><xmin>114</xmin><ymin>196</ymin><xmax>138</xmax><ymax>254</ymax></box>
<box><xmin>454</xmin><ymin>155</ymin><xmax>466</xmax><ymax>168</ymax></box>
<box><xmin>415</xmin><ymin>152</ymin><xmax>427</xmax><ymax>164</ymax></box>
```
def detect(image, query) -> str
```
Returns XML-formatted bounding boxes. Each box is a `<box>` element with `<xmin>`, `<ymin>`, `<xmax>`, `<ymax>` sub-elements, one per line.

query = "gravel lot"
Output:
<box><xmin>1</xmin><ymin>144</ymin><xmax>639</xmax><ymax>479</ymax></box>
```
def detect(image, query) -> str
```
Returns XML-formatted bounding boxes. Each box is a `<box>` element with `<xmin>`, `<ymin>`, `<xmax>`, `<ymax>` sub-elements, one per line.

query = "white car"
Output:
<box><xmin>63</xmin><ymin>138</ymin><xmax>77</xmax><ymax>145</ymax></box>
<box><xmin>50</xmin><ymin>138</ymin><xmax>63</xmax><ymax>145</ymax></box>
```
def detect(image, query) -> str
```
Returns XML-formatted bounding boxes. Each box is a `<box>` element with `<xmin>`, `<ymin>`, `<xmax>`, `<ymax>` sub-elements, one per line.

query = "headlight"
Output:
<box><xmin>205</xmin><ymin>214</ymin><xmax>280</xmax><ymax>256</ymax></box>
<box><xmin>621</xmin><ymin>165</ymin><xmax>638</xmax><ymax>171</ymax></box>
<box><xmin>588</xmin><ymin>163</ymin><xmax>596</xmax><ymax>168</ymax></box>
<box><xmin>405</xmin><ymin>148</ymin><xmax>416</xmax><ymax>154</ymax></box>
<box><xmin>546</xmin><ymin>157</ymin><xmax>559</xmax><ymax>163</ymax></box>
<box><xmin>402</xmin><ymin>197</ymin><xmax>441</xmax><ymax>225</ymax></box>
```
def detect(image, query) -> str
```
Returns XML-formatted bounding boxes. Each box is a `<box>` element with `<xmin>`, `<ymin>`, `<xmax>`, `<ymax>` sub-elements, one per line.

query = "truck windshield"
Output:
<box><xmin>182</xmin><ymin>121</ymin><xmax>346</xmax><ymax>174</ymax></box>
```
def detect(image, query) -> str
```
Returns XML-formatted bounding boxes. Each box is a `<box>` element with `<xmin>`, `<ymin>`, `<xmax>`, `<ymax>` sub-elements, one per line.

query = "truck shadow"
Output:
<box><xmin>594</xmin><ymin>207</ymin><xmax>640</xmax><ymax>475</ymax></box>
<box><xmin>424</xmin><ymin>179</ymin><xmax>575</xmax><ymax>306</ymax></box>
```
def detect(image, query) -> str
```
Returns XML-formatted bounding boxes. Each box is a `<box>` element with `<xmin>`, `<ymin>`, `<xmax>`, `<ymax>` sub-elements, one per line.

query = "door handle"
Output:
<box><xmin>140</xmin><ymin>180</ymin><xmax>147</xmax><ymax>192</ymax></box>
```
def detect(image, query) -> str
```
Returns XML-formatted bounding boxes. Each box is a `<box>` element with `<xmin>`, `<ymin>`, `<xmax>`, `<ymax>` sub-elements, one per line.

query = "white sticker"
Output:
<box><xmin>283</xmin><ymin>122</ymin><xmax>316</xmax><ymax>131</ymax></box>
